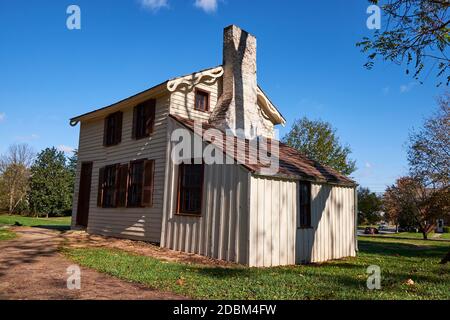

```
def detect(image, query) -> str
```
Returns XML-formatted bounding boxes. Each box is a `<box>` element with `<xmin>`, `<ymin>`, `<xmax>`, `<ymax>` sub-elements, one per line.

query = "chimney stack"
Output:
<box><xmin>210</xmin><ymin>25</ymin><xmax>262</xmax><ymax>138</ymax></box>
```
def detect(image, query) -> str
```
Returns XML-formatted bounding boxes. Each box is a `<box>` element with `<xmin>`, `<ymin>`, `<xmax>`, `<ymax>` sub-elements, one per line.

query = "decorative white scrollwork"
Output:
<box><xmin>257</xmin><ymin>87</ymin><xmax>286</xmax><ymax>126</ymax></box>
<box><xmin>167</xmin><ymin>66</ymin><xmax>224</xmax><ymax>92</ymax></box>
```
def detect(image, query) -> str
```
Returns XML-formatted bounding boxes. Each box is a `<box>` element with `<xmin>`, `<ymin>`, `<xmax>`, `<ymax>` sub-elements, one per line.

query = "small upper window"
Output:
<box><xmin>104</xmin><ymin>112</ymin><xmax>123</xmax><ymax>146</ymax></box>
<box><xmin>133</xmin><ymin>100</ymin><xmax>156</xmax><ymax>140</ymax></box>
<box><xmin>194</xmin><ymin>89</ymin><xmax>209</xmax><ymax>112</ymax></box>
<box><xmin>298</xmin><ymin>182</ymin><xmax>312</xmax><ymax>228</ymax></box>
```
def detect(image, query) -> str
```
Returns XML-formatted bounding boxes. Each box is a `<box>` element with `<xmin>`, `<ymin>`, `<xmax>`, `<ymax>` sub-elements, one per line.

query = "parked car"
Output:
<box><xmin>378</xmin><ymin>223</ymin><xmax>388</xmax><ymax>230</ymax></box>
<box><xmin>364</xmin><ymin>227</ymin><xmax>379</xmax><ymax>235</ymax></box>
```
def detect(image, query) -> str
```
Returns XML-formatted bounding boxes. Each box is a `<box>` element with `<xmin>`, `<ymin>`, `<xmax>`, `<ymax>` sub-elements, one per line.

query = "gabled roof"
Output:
<box><xmin>70</xmin><ymin>66</ymin><xmax>286</xmax><ymax>126</ymax></box>
<box><xmin>169</xmin><ymin>114</ymin><xmax>356</xmax><ymax>187</ymax></box>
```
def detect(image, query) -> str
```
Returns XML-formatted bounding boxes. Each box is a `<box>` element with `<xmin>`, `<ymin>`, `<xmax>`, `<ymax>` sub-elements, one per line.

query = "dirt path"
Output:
<box><xmin>0</xmin><ymin>227</ymin><xmax>185</xmax><ymax>300</ymax></box>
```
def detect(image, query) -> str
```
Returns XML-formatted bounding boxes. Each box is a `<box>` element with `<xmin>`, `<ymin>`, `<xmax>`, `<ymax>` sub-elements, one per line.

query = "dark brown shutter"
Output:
<box><xmin>142</xmin><ymin>160</ymin><xmax>155</xmax><ymax>207</ymax></box>
<box><xmin>112</xmin><ymin>164</ymin><xmax>120</xmax><ymax>207</ymax></box>
<box><xmin>115</xmin><ymin>112</ymin><xmax>123</xmax><ymax>144</ymax></box>
<box><xmin>103</xmin><ymin>118</ymin><xmax>108</xmax><ymax>147</ymax></box>
<box><xmin>146</xmin><ymin>99</ymin><xmax>156</xmax><ymax>135</ymax></box>
<box><xmin>132</xmin><ymin>106</ymin><xmax>138</xmax><ymax>139</ymax></box>
<box><xmin>117</xmin><ymin>164</ymin><xmax>129</xmax><ymax>207</ymax></box>
<box><xmin>97</xmin><ymin>167</ymin><xmax>105</xmax><ymax>207</ymax></box>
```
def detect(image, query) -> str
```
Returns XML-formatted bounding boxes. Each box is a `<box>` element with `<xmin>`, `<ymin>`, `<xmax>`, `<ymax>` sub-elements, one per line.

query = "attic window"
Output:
<box><xmin>194</xmin><ymin>89</ymin><xmax>209</xmax><ymax>112</ymax></box>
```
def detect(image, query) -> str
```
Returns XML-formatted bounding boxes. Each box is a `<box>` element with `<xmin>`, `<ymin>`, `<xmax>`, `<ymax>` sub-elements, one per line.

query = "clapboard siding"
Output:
<box><xmin>71</xmin><ymin>95</ymin><xmax>170</xmax><ymax>242</ymax></box>
<box><xmin>249</xmin><ymin>176</ymin><xmax>356</xmax><ymax>266</ymax></box>
<box><xmin>160</xmin><ymin>118</ymin><xmax>250</xmax><ymax>264</ymax></box>
<box><xmin>170</xmin><ymin>81</ymin><xmax>220</xmax><ymax>122</ymax></box>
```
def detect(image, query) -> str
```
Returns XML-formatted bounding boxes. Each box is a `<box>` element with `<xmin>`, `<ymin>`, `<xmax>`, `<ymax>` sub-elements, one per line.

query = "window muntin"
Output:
<box><xmin>177</xmin><ymin>162</ymin><xmax>204</xmax><ymax>215</ymax></box>
<box><xmin>298</xmin><ymin>182</ymin><xmax>312</xmax><ymax>228</ymax></box>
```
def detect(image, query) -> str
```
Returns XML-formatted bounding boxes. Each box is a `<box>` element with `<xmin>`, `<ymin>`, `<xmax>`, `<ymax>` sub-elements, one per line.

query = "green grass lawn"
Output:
<box><xmin>62</xmin><ymin>237</ymin><xmax>450</xmax><ymax>300</ymax></box>
<box><xmin>0</xmin><ymin>228</ymin><xmax>17</xmax><ymax>241</ymax></box>
<box><xmin>0</xmin><ymin>214</ymin><xmax>71</xmax><ymax>227</ymax></box>
<box><xmin>373</xmin><ymin>232</ymin><xmax>450</xmax><ymax>240</ymax></box>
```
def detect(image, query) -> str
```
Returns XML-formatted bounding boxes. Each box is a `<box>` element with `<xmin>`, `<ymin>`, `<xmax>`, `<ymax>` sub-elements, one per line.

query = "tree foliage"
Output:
<box><xmin>358</xmin><ymin>0</ymin><xmax>449</xmax><ymax>85</ymax></box>
<box><xmin>384</xmin><ymin>176</ymin><xmax>449</xmax><ymax>239</ymax></box>
<box><xmin>0</xmin><ymin>144</ymin><xmax>34</xmax><ymax>214</ymax></box>
<box><xmin>408</xmin><ymin>93</ymin><xmax>449</xmax><ymax>187</ymax></box>
<box><xmin>28</xmin><ymin>147</ymin><xmax>74</xmax><ymax>217</ymax></box>
<box><xmin>282</xmin><ymin>117</ymin><xmax>356</xmax><ymax>175</ymax></box>
<box><xmin>358</xmin><ymin>187</ymin><xmax>383</xmax><ymax>224</ymax></box>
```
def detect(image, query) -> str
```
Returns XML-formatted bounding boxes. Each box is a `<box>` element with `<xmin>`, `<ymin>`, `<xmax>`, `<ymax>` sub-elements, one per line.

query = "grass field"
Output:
<box><xmin>376</xmin><ymin>232</ymin><xmax>450</xmax><ymax>240</ymax></box>
<box><xmin>63</xmin><ymin>236</ymin><xmax>450</xmax><ymax>300</ymax></box>
<box><xmin>0</xmin><ymin>228</ymin><xmax>17</xmax><ymax>241</ymax></box>
<box><xmin>0</xmin><ymin>214</ymin><xmax>71</xmax><ymax>227</ymax></box>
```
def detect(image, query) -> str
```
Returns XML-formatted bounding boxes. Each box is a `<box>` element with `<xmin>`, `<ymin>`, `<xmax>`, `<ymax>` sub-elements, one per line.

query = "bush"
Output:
<box><xmin>443</xmin><ymin>226</ymin><xmax>450</xmax><ymax>233</ymax></box>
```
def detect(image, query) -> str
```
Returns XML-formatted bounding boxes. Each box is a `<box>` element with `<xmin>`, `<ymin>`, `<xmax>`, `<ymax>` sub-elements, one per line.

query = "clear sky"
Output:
<box><xmin>0</xmin><ymin>0</ymin><xmax>446</xmax><ymax>193</ymax></box>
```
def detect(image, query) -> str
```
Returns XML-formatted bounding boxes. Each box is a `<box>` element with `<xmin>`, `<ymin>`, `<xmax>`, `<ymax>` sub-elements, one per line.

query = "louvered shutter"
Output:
<box><xmin>97</xmin><ymin>167</ymin><xmax>105</xmax><ymax>207</ymax></box>
<box><xmin>142</xmin><ymin>160</ymin><xmax>155</xmax><ymax>207</ymax></box>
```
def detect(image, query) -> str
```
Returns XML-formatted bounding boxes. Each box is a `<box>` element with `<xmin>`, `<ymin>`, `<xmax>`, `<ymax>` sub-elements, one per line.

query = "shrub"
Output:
<box><xmin>443</xmin><ymin>226</ymin><xmax>450</xmax><ymax>233</ymax></box>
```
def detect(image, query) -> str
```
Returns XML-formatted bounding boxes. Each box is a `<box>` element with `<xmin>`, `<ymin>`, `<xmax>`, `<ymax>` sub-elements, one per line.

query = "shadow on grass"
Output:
<box><xmin>358</xmin><ymin>239</ymin><xmax>449</xmax><ymax>259</ymax></box>
<box><xmin>33</xmin><ymin>225</ymin><xmax>71</xmax><ymax>232</ymax></box>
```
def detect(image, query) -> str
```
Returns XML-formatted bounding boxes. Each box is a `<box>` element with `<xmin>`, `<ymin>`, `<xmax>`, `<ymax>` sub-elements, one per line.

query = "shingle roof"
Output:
<box><xmin>170</xmin><ymin>114</ymin><xmax>356</xmax><ymax>187</ymax></box>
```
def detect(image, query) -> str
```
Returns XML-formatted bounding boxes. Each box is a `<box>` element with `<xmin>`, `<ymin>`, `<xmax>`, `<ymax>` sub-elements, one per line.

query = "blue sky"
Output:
<box><xmin>0</xmin><ymin>0</ymin><xmax>446</xmax><ymax>193</ymax></box>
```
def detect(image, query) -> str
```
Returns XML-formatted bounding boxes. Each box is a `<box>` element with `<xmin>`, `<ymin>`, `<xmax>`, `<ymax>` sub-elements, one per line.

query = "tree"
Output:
<box><xmin>383</xmin><ymin>176</ymin><xmax>448</xmax><ymax>239</ymax></box>
<box><xmin>28</xmin><ymin>147</ymin><xmax>74</xmax><ymax>217</ymax></box>
<box><xmin>282</xmin><ymin>117</ymin><xmax>356</xmax><ymax>175</ymax></box>
<box><xmin>358</xmin><ymin>187</ymin><xmax>383</xmax><ymax>225</ymax></box>
<box><xmin>0</xmin><ymin>144</ymin><xmax>34</xmax><ymax>214</ymax></box>
<box><xmin>358</xmin><ymin>0</ymin><xmax>449</xmax><ymax>86</ymax></box>
<box><xmin>384</xmin><ymin>180</ymin><xmax>417</xmax><ymax>231</ymax></box>
<box><xmin>408</xmin><ymin>93</ymin><xmax>449</xmax><ymax>188</ymax></box>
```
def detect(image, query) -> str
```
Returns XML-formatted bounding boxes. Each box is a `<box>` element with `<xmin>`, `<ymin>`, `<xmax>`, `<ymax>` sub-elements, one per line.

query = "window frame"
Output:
<box><xmin>126</xmin><ymin>160</ymin><xmax>145</xmax><ymax>208</ymax></box>
<box><xmin>102</xmin><ymin>164</ymin><xmax>119</xmax><ymax>208</ymax></box>
<box><xmin>194</xmin><ymin>89</ymin><xmax>210</xmax><ymax>113</ymax></box>
<box><xmin>132</xmin><ymin>100</ymin><xmax>156</xmax><ymax>140</ymax></box>
<box><xmin>103</xmin><ymin>111</ymin><xmax>123</xmax><ymax>147</ymax></box>
<box><xmin>298</xmin><ymin>181</ymin><xmax>312</xmax><ymax>229</ymax></box>
<box><xmin>176</xmin><ymin>161</ymin><xmax>204</xmax><ymax>216</ymax></box>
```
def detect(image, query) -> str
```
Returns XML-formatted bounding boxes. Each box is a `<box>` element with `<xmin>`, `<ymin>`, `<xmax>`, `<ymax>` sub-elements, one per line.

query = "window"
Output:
<box><xmin>101</xmin><ymin>165</ymin><xmax>118</xmax><ymax>208</ymax></box>
<box><xmin>177</xmin><ymin>162</ymin><xmax>204</xmax><ymax>215</ymax></box>
<box><xmin>194</xmin><ymin>89</ymin><xmax>209</xmax><ymax>112</ymax></box>
<box><xmin>97</xmin><ymin>160</ymin><xmax>154</xmax><ymax>208</ymax></box>
<box><xmin>298</xmin><ymin>182</ymin><xmax>311</xmax><ymax>228</ymax></box>
<box><xmin>104</xmin><ymin>112</ymin><xmax>123</xmax><ymax>146</ymax></box>
<box><xmin>127</xmin><ymin>160</ymin><xmax>144</xmax><ymax>207</ymax></box>
<box><xmin>133</xmin><ymin>100</ymin><xmax>156</xmax><ymax>140</ymax></box>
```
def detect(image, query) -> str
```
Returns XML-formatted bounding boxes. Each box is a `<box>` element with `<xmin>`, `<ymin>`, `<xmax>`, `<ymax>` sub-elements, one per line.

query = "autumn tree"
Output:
<box><xmin>384</xmin><ymin>176</ymin><xmax>448</xmax><ymax>239</ymax></box>
<box><xmin>0</xmin><ymin>144</ymin><xmax>34</xmax><ymax>214</ymax></box>
<box><xmin>358</xmin><ymin>0</ymin><xmax>449</xmax><ymax>85</ymax></box>
<box><xmin>282</xmin><ymin>117</ymin><xmax>356</xmax><ymax>175</ymax></box>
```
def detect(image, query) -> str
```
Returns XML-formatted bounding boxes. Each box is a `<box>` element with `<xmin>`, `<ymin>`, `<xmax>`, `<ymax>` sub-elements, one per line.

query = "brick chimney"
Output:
<box><xmin>210</xmin><ymin>25</ymin><xmax>262</xmax><ymax>138</ymax></box>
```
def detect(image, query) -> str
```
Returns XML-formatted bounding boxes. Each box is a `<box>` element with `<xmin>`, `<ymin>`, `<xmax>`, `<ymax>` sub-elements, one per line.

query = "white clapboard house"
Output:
<box><xmin>70</xmin><ymin>25</ymin><xmax>357</xmax><ymax>266</ymax></box>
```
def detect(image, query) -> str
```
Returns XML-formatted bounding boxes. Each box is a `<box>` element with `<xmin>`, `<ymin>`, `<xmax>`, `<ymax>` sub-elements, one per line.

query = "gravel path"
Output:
<box><xmin>0</xmin><ymin>227</ymin><xmax>185</xmax><ymax>300</ymax></box>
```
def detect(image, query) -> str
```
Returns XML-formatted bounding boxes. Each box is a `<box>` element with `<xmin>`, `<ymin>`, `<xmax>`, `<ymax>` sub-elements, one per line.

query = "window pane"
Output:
<box><xmin>195</xmin><ymin>91</ymin><xmax>208</xmax><ymax>111</ymax></box>
<box><xmin>127</xmin><ymin>161</ymin><xmax>144</xmax><ymax>207</ymax></box>
<box><xmin>178</xmin><ymin>163</ymin><xmax>203</xmax><ymax>214</ymax></box>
